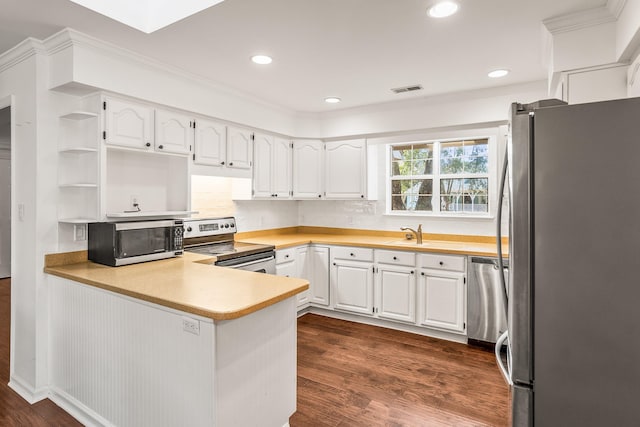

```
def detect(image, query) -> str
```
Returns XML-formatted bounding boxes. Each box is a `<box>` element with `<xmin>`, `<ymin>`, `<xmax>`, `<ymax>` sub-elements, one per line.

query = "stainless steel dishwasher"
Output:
<box><xmin>467</xmin><ymin>256</ymin><xmax>509</xmax><ymax>346</ymax></box>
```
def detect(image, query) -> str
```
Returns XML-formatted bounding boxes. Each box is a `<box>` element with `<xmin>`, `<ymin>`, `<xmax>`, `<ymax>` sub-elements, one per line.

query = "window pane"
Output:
<box><xmin>440</xmin><ymin>178</ymin><xmax>464</xmax><ymax>194</ymax></box>
<box><xmin>391</xmin><ymin>178</ymin><xmax>432</xmax><ymax>212</ymax></box>
<box><xmin>440</xmin><ymin>138</ymin><xmax>489</xmax><ymax>175</ymax></box>
<box><xmin>412</xmin><ymin>159</ymin><xmax>433</xmax><ymax>175</ymax></box>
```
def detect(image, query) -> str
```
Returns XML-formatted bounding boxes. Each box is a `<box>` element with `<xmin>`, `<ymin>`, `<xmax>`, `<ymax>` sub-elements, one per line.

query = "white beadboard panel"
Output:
<box><xmin>214</xmin><ymin>297</ymin><xmax>297</xmax><ymax>427</ymax></box>
<box><xmin>49</xmin><ymin>276</ymin><xmax>216</xmax><ymax>427</ymax></box>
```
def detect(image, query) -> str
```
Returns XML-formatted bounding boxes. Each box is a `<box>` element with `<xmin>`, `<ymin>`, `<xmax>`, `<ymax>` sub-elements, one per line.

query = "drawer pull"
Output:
<box><xmin>393</xmin><ymin>256</ymin><xmax>398</xmax><ymax>260</ymax></box>
<box><xmin>411</xmin><ymin>270</ymin><xmax>414</xmax><ymax>274</ymax></box>
<box><xmin>333</xmin><ymin>262</ymin><xmax>336</xmax><ymax>266</ymax></box>
<box><xmin>421</xmin><ymin>272</ymin><xmax>425</xmax><ymax>276</ymax></box>
<box><xmin>350</xmin><ymin>253</ymin><xmax>355</xmax><ymax>257</ymax></box>
<box><xmin>439</xmin><ymin>261</ymin><xmax>444</xmax><ymax>266</ymax></box>
<box><xmin>285</xmin><ymin>254</ymin><xmax>289</xmax><ymax>258</ymax></box>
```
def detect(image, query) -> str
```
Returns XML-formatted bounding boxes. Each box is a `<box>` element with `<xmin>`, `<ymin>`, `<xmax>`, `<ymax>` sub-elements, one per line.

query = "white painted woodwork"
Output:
<box><xmin>193</xmin><ymin>118</ymin><xmax>226</xmax><ymax>166</ymax></box>
<box><xmin>324</xmin><ymin>139</ymin><xmax>367</xmax><ymax>199</ymax></box>
<box><xmin>226</xmin><ymin>126</ymin><xmax>253</xmax><ymax>170</ymax></box>
<box><xmin>154</xmin><ymin>109</ymin><xmax>192</xmax><ymax>155</ymax></box>
<box><xmin>48</xmin><ymin>276</ymin><xmax>297</xmax><ymax>427</ymax></box>
<box><xmin>275</xmin><ymin>247</ymin><xmax>296</xmax><ymax>264</ymax></box>
<box><xmin>376</xmin><ymin>264</ymin><xmax>416</xmax><ymax>323</ymax></box>
<box><xmin>292</xmin><ymin>139</ymin><xmax>323</xmax><ymax>199</ymax></box>
<box><xmin>419</xmin><ymin>253</ymin><xmax>466</xmax><ymax>272</ymax></box>
<box><xmin>253</xmin><ymin>134</ymin><xmax>292</xmax><ymax>199</ymax></box>
<box><xmin>103</xmin><ymin>97</ymin><xmax>154</xmax><ymax>150</ymax></box>
<box><xmin>253</xmin><ymin>133</ymin><xmax>274</xmax><ymax>198</ymax></box>
<box><xmin>331</xmin><ymin>255</ymin><xmax>374</xmax><ymax>315</ymax></box>
<box><xmin>293</xmin><ymin>246</ymin><xmax>310</xmax><ymax>306</ymax></box>
<box><xmin>331</xmin><ymin>246</ymin><xmax>373</xmax><ymax>262</ymax></box>
<box><xmin>309</xmin><ymin>246</ymin><xmax>330</xmax><ymax>306</ymax></box>
<box><xmin>273</xmin><ymin>137</ymin><xmax>292</xmax><ymax>198</ymax></box>
<box><xmin>0</xmin><ymin>157</ymin><xmax>10</xmax><ymax>278</ymax></box>
<box><xmin>418</xmin><ymin>269</ymin><xmax>466</xmax><ymax>333</ymax></box>
<box><xmin>376</xmin><ymin>249</ymin><xmax>416</xmax><ymax>267</ymax></box>
<box><xmin>276</xmin><ymin>247</ymin><xmax>306</xmax><ymax>306</ymax></box>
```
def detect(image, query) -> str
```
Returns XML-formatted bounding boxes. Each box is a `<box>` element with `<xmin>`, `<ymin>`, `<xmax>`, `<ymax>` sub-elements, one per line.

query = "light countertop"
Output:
<box><xmin>45</xmin><ymin>251</ymin><xmax>308</xmax><ymax>321</ymax></box>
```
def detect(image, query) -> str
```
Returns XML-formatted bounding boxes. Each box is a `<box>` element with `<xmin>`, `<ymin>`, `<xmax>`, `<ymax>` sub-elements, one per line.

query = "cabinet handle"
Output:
<box><xmin>285</xmin><ymin>254</ymin><xmax>289</xmax><ymax>258</ymax></box>
<box><xmin>318</xmin><ymin>194</ymin><xmax>322</xmax><ymax>198</ymax></box>
<box><xmin>421</xmin><ymin>272</ymin><xmax>425</xmax><ymax>276</ymax></box>
<box><xmin>145</xmin><ymin>142</ymin><xmax>151</xmax><ymax>147</ymax></box>
<box><xmin>361</xmin><ymin>195</ymin><xmax>364</xmax><ymax>198</ymax></box>
<box><xmin>158</xmin><ymin>145</ymin><xmax>164</xmax><ymax>149</ymax></box>
<box><xmin>411</xmin><ymin>270</ymin><xmax>415</xmax><ymax>274</ymax></box>
<box><xmin>393</xmin><ymin>256</ymin><xmax>398</xmax><ymax>260</ymax></box>
<box><xmin>333</xmin><ymin>262</ymin><xmax>336</xmax><ymax>266</ymax></box>
<box><xmin>439</xmin><ymin>261</ymin><xmax>444</xmax><ymax>266</ymax></box>
<box><xmin>220</xmin><ymin>161</ymin><xmax>225</xmax><ymax>165</ymax></box>
<box><xmin>229</xmin><ymin>162</ymin><xmax>234</xmax><ymax>166</ymax></box>
<box><xmin>350</xmin><ymin>253</ymin><xmax>355</xmax><ymax>257</ymax></box>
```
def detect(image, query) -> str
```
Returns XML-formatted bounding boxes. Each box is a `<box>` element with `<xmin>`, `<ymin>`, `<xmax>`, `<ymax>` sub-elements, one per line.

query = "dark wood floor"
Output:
<box><xmin>1</xmin><ymin>278</ymin><xmax>509</xmax><ymax>426</ymax></box>
<box><xmin>290</xmin><ymin>314</ymin><xmax>509</xmax><ymax>427</ymax></box>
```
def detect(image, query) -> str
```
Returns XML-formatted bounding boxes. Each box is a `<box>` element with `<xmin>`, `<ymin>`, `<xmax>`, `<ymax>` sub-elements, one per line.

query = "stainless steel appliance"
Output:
<box><xmin>467</xmin><ymin>256</ymin><xmax>508</xmax><ymax>345</ymax></box>
<box><xmin>183</xmin><ymin>217</ymin><xmax>276</xmax><ymax>274</ymax></box>
<box><xmin>88</xmin><ymin>219</ymin><xmax>184</xmax><ymax>266</ymax></box>
<box><xmin>496</xmin><ymin>98</ymin><xmax>640</xmax><ymax>426</ymax></box>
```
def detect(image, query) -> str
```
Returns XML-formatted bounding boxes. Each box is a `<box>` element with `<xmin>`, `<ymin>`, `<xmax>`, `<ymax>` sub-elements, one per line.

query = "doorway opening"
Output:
<box><xmin>0</xmin><ymin>103</ymin><xmax>11</xmax><ymax>387</ymax></box>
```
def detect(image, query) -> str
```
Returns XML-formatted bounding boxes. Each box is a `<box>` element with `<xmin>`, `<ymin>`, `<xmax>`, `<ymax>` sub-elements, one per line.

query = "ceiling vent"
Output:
<box><xmin>391</xmin><ymin>84</ymin><xmax>423</xmax><ymax>94</ymax></box>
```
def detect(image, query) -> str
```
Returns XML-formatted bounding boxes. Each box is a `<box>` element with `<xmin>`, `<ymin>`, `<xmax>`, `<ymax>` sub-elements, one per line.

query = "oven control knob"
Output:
<box><xmin>230</xmin><ymin>223</ymin><xmax>235</xmax><ymax>228</ymax></box>
<box><xmin>224</xmin><ymin>224</ymin><xmax>230</xmax><ymax>228</ymax></box>
<box><xmin>186</xmin><ymin>226</ymin><xmax>192</xmax><ymax>232</ymax></box>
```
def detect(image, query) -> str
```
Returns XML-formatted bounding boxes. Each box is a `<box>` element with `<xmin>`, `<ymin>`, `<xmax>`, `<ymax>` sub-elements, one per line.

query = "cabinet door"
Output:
<box><xmin>154</xmin><ymin>109</ymin><xmax>192</xmax><ymax>155</ymax></box>
<box><xmin>324</xmin><ymin>139</ymin><xmax>366</xmax><ymax>199</ymax></box>
<box><xmin>104</xmin><ymin>97</ymin><xmax>154</xmax><ymax>150</ymax></box>
<box><xmin>377</xmin><ymin>265</ymin><xmax>416</xmax><ymax>323</ymax></box>
<box><xmin>252</xmin><ymin>133</ymin><xmax>274</xmax><ymax>198</ymax></box>
<box><xmin>295</xmin><ymin>246</ymin><xmax>310</xmax><ymax>306</ymax></box>
<box><xmin>272</xmin><ymin>137</ymin><xmax>292</xmax><ymax>198</ymax></box>
<box><xmin>310</xmin><ymin>246</ymin><xmax>329</xmax><ymax>306</ymax></box>
<box><xmin>292</xmin><ymin>140</ymin><xmax>323</xmax><ymax>199</ymax></box>
<box><xmin>194</xmin><ymin>119</ymin><xmax>226</xmax><ymax>166</ymax></box>
<box><xmin>331</xmin><ymin>259</ymin><xmax>374</xmax><ymax>315</ymax></box>
<box><xmin>418</xmin><ymin>270</ymin><xmax>466</xmax><ymax>333</ymax></box>
<box><xmin>227</xmin><ymin>126</ymin><xmax>253</xmax><ymax>169</ymax></box>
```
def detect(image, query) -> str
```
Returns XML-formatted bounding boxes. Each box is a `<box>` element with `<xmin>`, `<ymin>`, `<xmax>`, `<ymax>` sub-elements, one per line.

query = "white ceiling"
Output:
<box><xmin>0</xmin><ymin>0</ymin><xmax>607</xmax><ymax>113</ymax></box>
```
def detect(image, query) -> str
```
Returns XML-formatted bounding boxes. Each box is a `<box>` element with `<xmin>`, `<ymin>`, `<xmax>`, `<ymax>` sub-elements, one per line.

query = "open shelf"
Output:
<box><xmin>59</xmin><ymin>148</ymin><xmax>98</xmax><ymax>154</ymax></box>
<box><xmin>106</xmin><ymin>210</ymin><xmax>198</xmax><ymax>219</ymax></box>
<box><xmin>60</xmin><ymin>111</ymin><xmax>98</xmax><ymax>121</ymax></box>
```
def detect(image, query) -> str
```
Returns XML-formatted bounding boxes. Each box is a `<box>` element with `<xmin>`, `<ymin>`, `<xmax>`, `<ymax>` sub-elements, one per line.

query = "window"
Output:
<box><xmin>388</xmin><ymin>137</ymin><xmax>490</xmax><ymax>215</ymax></box>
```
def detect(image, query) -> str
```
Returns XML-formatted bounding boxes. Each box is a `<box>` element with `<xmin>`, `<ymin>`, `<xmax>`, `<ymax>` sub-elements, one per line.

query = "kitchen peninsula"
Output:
<box><xmin>44</xmin><ymin>251</ymin><xmax>308</xmax><ymax>427</ymax></box>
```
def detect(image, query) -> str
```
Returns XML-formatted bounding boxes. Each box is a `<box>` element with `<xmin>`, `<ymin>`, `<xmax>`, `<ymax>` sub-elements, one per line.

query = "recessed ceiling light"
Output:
<box><xmin>428</xmin><ymin>1</ymin><xmax>459</xmax><ymax>18</ymax></box>
<box><xmin>251</xmin><ymin>55</ymin><xmax>273</xmax><ymax>65</ymax></box>
<box><xmin>488</xmin><ymin>69</ymin><xmax>510</xmax><ymax>78</ymax></box>
<box><xmin>324</xmin><ymin>97</ymin><xmax>341</xmax><ymax>104</ymax></box>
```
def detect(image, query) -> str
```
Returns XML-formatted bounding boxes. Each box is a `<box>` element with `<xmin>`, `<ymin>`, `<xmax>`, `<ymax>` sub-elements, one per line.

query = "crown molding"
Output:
<box><xmin>607</xmin><ymin>0</ymin><xmax>627</xmax><ymax>19</ymax></box>
<box><xmin>543</xmin><ymin>6</ymin><xmax>616</xmax><ymax>35</ymax></box>
<box><xmin>41</xmin><ymin>28</ymin><xmax>297</xmax><ymax>117</ymax></box>
<box><xmin>0</xmin><ymin>38</ymin><xmax>46</xmax><ymax>74</ymax></box>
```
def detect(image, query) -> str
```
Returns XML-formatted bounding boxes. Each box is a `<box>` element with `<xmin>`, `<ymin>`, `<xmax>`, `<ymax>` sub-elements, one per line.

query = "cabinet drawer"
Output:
<box><xmin>275</xmin><ymin>247</ymin><xmax>296</xmax><ymax>264</ymax></box>
<box><xmin>375</xmin><ymin>250</ymin><xmax>415</xmax><ymax>267</ymax></box>
<box><xmin>332</xmin><ymin>246</ymin><xmax>374</xmax><ymax>262</ymax></box>
<box><xmin>420</xmin><ymin>253</ymin><xmax>465</xmax><ymax>272</ymax></box>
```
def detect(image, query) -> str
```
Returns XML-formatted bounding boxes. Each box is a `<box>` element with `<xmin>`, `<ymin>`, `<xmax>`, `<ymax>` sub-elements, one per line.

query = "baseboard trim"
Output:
<box><xmin>49</xmin><ymin>387</ymin><xmax>113</xmax><ymax>427</ymax></box>
<box><xmin>8</xmin><ymin>375</ymin><xmax>48</xmax><ymax>404</ymax></box>
<box><xmin>304</xmin><ymin>306</ymin><xmax>468</xmax><ymax>344</ymax></box>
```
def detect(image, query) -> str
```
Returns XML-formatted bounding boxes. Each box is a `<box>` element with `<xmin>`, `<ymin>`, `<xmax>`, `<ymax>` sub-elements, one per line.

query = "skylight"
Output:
<box><xmin>69</xmin><ymin>0</ymin><xmax>226</xmax><ymax>33</ymax></box>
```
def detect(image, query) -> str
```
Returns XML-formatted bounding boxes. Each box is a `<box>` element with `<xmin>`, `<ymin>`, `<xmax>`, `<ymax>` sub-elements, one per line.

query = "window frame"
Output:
<box><xmin>385</xmin><ymin>134</ymin><xmax>497</xmax><ymax>218</ymax></box>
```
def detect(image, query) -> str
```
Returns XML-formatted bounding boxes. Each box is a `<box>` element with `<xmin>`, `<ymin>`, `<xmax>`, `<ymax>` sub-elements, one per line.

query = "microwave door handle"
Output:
<box><xmin>495</xmin><ymin>330</ymin><xmax>513</xmax><ymax>386</ymax></box>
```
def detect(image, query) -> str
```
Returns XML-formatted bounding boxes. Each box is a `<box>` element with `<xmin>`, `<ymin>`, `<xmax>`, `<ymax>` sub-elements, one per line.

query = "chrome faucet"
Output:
<box><xmin>400</xmin><ymin>224</ymin><xmax>423</xmax><ymax>244</ymax></box>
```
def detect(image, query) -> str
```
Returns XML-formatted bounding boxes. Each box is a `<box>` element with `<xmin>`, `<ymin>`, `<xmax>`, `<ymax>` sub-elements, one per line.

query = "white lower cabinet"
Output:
<box><xmin>417</xmin><ymin>253</ymin><xmax>466</xmax><ymax>333</ymax></box>
<box><xmin>307</xmin><ymin>246</ymin><xmax>330</xmax><ymax>306</ymax></box>
<box><xmin>275</xmin><ymin>247</ymin><xmax>307</xmax><ymax>307</ymax></box>
<box><xmin>331</xmin><ymin>247</ymin><xmax>374</xmax><ymax>315</ymax></box>
<box><xmin>376</xmin><ymin>264</ymin><xmax>417</xmax><ymax>324</ymax></box>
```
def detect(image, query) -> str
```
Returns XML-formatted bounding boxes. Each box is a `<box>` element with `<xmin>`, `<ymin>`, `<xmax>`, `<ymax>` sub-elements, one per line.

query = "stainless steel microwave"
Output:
<box><xmin>88</xmin><ymin>219</ymin><xmax>184</xmax><ymax>266</ymax></box>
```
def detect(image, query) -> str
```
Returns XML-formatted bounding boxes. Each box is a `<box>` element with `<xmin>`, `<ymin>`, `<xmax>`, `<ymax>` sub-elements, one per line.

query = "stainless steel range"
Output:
<box><xmin>183</xmin><ymin>217</ymin><xmax>276</xmax><ymax>274</ymax></box>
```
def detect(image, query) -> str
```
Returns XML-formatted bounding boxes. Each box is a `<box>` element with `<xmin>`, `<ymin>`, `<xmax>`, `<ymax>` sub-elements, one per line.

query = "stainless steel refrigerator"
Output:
<box><xmin>495</xmin><ymin>97</ymin><xmax>640</xmax><ymax>426</ymax></box>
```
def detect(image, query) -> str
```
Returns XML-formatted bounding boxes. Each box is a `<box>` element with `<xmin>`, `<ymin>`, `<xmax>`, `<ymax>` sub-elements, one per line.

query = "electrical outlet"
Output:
<box><xmin>130</xmin><ymin>195</ymin><xmax>139</xmax><ymax>208</ymax></box>
<box><xmin>74</xmin><ymin>224</ymin><xmax>87</xmax><ymax>241</ymax></box>
<box><xmin>182</xmin><ymin>317</ymin><xmax>200</xmax><ymax>335</ymax></box>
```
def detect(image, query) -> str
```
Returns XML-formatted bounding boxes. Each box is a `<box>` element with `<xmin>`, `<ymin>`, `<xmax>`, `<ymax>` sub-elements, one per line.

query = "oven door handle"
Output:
<box><xmin>216</xmin><ymin>255</ymin><xmax>275</xmax><ymax>269</ymax></box>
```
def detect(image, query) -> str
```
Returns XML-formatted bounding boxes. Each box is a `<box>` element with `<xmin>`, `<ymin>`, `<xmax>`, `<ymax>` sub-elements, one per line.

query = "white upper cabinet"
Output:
<box><xmin>324</xmin><ymin>139</ymin><xmax>367</xmax><ymax>199</ymax></box>
<box><xmin>252</xmin><ymin>133</ymin><xmax>274</xmax><ymax>198</ymax></box>
<box><xmin>272</xmin><ymin>137</ymin><xmax>292</xmax><ymax>198</ymax></box>
<box><xmin>253</xmin><ymin>133</ymin><xmax>292</xmax><ymax>199</ymax></box>
<box><xmin>193</xmin><ymin>118</ymin><xmax>226</xmax><ymax>167</ymax></box>
<box><xmin>292</xmin><ymin>139</ymin><xmax>324</xmax><ymax>199</ymax></box>
<box><xmin>227</xmin><ymin>126</ymin><xmax>253</xmax><ymax>170</ymax></box>
<box><xmin>103</xmin><ymin>97</ymin><xmax>154</xmax><ymax>150</ymax></box>
<box><xmin>154</xmin><ymin>109</ymin><xmax>192</xmax><ymax>155</ymax></box>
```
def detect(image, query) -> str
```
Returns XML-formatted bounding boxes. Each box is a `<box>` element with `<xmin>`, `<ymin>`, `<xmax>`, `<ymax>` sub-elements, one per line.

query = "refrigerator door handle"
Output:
<box><xmin>495</xmin><ymin>330</ymin><xmax>513</xmax><ymax>385</ymax></box>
